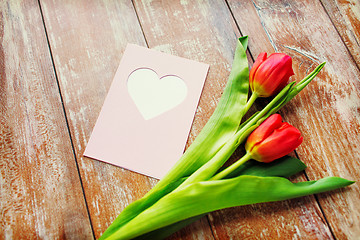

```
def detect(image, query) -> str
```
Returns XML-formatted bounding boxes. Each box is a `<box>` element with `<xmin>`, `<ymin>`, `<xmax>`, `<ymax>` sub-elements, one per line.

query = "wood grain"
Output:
<box><xmin>3</xmin><ymin>0</ymin><xmax>358</xmax><ymax>239</ymax></box>
<box><xmin>0</xmin><ymin>0</ymin><xmax>93</xmax><ymax>239</ymax></box>
<box><xmin>38</xmin><ymin>0</ymin><xmax>157</xmax><ymax>238</ymax></box>
<box><xmin>320</xmin><ymin>0</ymin><xmax>360</xmax><ymax>67</ymax></box>
<box><xmin>228</xmin><ymin>0</ymin><xmax>360</xmax><ymax>239</ymax></box>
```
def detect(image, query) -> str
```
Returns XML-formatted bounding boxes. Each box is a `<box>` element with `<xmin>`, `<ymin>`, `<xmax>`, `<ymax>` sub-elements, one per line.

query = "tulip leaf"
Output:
<box><xmin>99</xmin><ymin>37</ymin><xmax>250</xmax><ymax>239</ymax></box>
<box><xmin>132</xmin><ymin>215</ymin><xmax>206</xmax><ymax>240</ymax></box>
<box><xmin>112</xmin><ymin>176</ymin><xmax>354</xmax><ymax>240</ymax></box>
<box><xmin>226</xmin><ymin>155</ymin><xmax>307</xmax><ymax>178</ymax></box>
<box><xmin>132</xmin><ymin>156</ymin><xmax>307</xmax><ymax>240</ymax></box>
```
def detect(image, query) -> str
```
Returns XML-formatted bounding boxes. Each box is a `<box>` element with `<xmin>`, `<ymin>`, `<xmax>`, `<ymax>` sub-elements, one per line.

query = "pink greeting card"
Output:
<box><xmin>84</xmin><ymin>44</ymin><xmax>209</xmax><ymax>179</ymax></box>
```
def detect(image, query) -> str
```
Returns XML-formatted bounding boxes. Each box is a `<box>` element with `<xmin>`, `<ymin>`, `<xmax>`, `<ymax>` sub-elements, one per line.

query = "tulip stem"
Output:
<box><xmin>243</xmin><ymin>92</ymin><xmax>258</xmax><ymax>114</ymax></box>
<box><xmin>211</xmin><ymin>152</ymin><xmax>253</xmax><ymax>180</ymax></box>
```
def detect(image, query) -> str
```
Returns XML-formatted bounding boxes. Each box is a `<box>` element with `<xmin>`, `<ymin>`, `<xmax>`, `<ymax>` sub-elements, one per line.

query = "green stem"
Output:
<box><xmin>243</xmin><ymin>92</ymin><xmax>258</xmax><ymax>114</ymax></box>
<box><xmin>175</xmin><ymin>82</ymin><xmax>295</xmax><ymax>189</ymax></box>
<box><xmin>211</xmin><ymin>152</ymin><xmax>252</xmax><ymax>180</ymax></box>
<box><xmin>274</xmin><ymin>62</ymin><xmax>326</xmax><ymax>112</ymax></box>
<box><xmin>176</xmin><ymin>129</ymin><xmax>243</xmax><ymax>189</ymax></box>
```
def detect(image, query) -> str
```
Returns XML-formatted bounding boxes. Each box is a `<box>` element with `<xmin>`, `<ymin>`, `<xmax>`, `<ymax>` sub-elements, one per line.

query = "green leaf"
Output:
<box><xmin>227</xmin><ymin>155</ymin><xmax>307</xmax><ymax>178</ymax></box>
<box><xmin>111</xmin><ymin>176</ymin><xmax>353</xmax><ymax>240</ymax></box>
<box><xmin>99</xmin><ymin>37</ymin><xmax>250</xmax><ymax>239</ymax></box>
<box><xmin>100</xmin><ymin>177</ymin><xmax>186</xmax><ymax>236</ymax></box>
<box><xmin>132</xmin><ymin>215</ymin><xmax>205</xmax><ymax>240</ymax></box>
<box><xmin>132</xmin><ymin>156</ymin><xmax>307</xmax><ymax>240</ymax></box>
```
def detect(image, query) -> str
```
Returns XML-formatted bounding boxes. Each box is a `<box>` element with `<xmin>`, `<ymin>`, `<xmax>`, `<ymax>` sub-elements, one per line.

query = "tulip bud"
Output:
<box><xmin>249</xmin><ymin>52</ymin><xmax>294</xmax><ymax>97</ymax></box>
<box><xmin>245</xmin><ymin>114</ymin><xmax>303</xmax><ymax>163</ymax></box>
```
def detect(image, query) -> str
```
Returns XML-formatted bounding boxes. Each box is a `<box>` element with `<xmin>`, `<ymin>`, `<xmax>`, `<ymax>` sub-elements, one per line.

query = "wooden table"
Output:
<box><xmin>1</xmin><ymin>0</ymin><xmax>359</xmax><ymax>239</ymax></box>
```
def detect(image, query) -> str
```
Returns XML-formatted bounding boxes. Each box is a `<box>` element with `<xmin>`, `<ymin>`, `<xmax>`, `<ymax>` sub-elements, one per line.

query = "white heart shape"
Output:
<box><xmin>127</xmin><ymin>68</ymin><xmax>188</xmax><ymax>120</ymax></box>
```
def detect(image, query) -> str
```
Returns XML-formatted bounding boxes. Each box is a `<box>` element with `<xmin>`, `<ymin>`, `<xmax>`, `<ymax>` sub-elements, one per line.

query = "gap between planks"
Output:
<box><xmin>36</xmin><ymin>0</ymin><xmax>96</xmax><ymax>238</ymax></box>
<box><xmin>318</xmin><ymin>0</ymin><xmax>360</xmax><ymax>73</ymax></box>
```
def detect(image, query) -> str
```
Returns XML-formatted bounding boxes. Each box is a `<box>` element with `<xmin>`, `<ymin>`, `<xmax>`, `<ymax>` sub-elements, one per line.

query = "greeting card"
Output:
<box><xmin>84</xmin><ymin>44</ymin><xmax>209</xmax><ymax>179</ymax></box>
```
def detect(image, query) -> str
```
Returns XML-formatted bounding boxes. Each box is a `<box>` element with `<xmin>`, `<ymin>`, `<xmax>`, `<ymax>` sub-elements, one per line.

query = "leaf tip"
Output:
<box><xmin>318</xmin><ymin>62</ymin><xmax>326</xmax><ymax>70</ymax></box>
<box><xmin>238</xmin><ymin>36</ymin><xmax>249</xmax><ymax>50</ymax></box>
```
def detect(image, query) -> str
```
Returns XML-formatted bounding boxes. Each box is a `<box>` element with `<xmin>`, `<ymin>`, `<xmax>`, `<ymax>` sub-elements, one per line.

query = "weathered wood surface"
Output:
<box><xmin>0</xmin><ymin>0</ymin><xmax>93</xmax><ymax>239</ymax></box>
<box><xmin>1</xmin><ymin>0</ymin><xmax>359</xmax><ymax>239</ymax></box>
<box><xmin>320</xmin><ymin>0</ymin><xmax>360</xmax><ymax>66</ymax></box>
<box><xmin>227</xmin><ymin>0</ymin><xmax>360</xmax><ymax>239</ymax></box>
<box><xmin>37</xmin><ymin>1</ymin><xmax>160</xmax><ymax>239</ymax></box>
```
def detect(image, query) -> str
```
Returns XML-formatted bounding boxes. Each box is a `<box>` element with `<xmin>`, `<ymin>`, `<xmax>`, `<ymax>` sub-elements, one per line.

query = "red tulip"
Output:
<box><xmin>249</xmin><ymin>52</ymin><xmax>294</xmax><ymax>97</ymax></box>
<box><xmin>245</xmin><ymin>114</ymin><xmax>303</xmax><ymax>163</ymax></box>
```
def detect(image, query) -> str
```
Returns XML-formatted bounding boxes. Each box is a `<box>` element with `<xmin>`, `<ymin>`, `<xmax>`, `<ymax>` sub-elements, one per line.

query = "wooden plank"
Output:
<box><xmin>37</xmin><ymin>1</ymin><xmax>154</xmax><ymax>239</ymax></box>
<box><xmin>320</xmin><ymin>0</ymin><xmax>360</xmax><ymax>67</ymax></box>
<box><xmin>133</xmin><ymin>0</ymin><xmax>336</xmax><ymax>239</ymax></box>
<box><xmin>228</xmin><ymin>0</ymin><xmax>360</xmax><ymax>239</ymax></box>
<box><xmin>39</xmin><ymin>0</ymin><xmax>214</xmax><ymax>238</ymax></box>
<box><xmin>0</xmin><ymin>0</ymin><xmax>93</xmax><ymax>238</ymax></box>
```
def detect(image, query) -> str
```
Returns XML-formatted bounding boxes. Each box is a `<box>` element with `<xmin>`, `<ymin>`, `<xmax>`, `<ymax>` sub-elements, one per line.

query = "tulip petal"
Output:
<box><xmin>249</xmin><ymin>52</ymin><xmax>267</xmax><ymax>82</ymax></box>
<box><xmin>252</xmin><ymin>123</ymin><xmax>303</xmax><ymax>162</ymax></box>
<box><xmin>266</xmin><ymin>54</ymin><xmax>294</xmax><ymax>93</ymax></box>
<box><xmin>245</xmin><ymin>114</ymin><xmax>283</xmax><ymax>152</ymax></box>
<box><xmin>257</xmin><ymin>54</ymin><xmax>292</xmax><ymax>95</ymax></box>
<box><xmin>250</xmin><ymin>52</ymin><xmax>295</xmax><ymax>97</ymax></box>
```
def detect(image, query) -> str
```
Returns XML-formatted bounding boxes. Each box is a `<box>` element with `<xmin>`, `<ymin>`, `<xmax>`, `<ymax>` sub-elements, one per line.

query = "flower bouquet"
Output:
<box><xmin>99</xmin><ymin>36</ymin><xmax>354</xmax><ymax>239</ymax></box>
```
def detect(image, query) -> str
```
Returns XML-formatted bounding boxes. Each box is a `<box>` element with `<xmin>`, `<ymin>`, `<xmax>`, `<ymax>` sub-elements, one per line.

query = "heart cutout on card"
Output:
<box><xmin>127</xmin><ymin>68</ymin><xmax>188</xmax><ymax>120</ymax></box>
